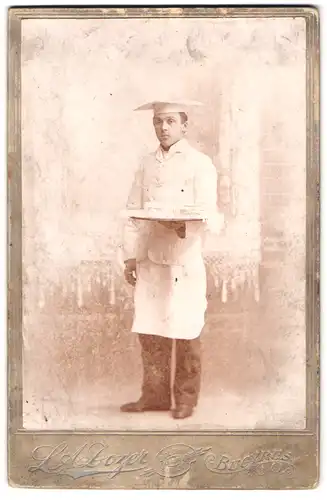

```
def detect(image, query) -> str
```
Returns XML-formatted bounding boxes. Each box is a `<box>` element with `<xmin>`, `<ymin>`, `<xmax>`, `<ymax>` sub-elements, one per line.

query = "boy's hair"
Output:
<box><xmin>180</xmin><ymin>112</ymin><xmax>188</xmax><ymax>124</ymax></box>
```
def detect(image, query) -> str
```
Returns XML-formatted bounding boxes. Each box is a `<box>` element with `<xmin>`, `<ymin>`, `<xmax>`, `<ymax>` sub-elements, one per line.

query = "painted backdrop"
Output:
<box><xmin>21</xmin><ymin>17</ymin><xmax>306</xmax><ymax>430</ymax></box>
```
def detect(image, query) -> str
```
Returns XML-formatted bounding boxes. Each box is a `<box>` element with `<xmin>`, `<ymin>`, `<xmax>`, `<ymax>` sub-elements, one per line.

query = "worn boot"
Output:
<box><xmin>120</xmin><ymin>397</ymin><xmax>171</xmax><ymax>412</ymax></box>
<box><xmin>172</xmin><ymin>404</ymin><xmax>194</xmax><ymax>419</ymax></box>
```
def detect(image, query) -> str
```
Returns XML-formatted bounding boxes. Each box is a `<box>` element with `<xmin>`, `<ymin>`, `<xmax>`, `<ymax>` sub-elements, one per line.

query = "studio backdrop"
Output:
<box><xmin>21</xmin><ymin>17</ymin><xmax>306</xmax><ymax>430</ymax></box>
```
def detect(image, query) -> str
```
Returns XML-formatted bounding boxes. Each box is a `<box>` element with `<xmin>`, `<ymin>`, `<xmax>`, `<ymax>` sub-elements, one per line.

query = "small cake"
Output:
<box><xmin>144</xmin><ymin>202</ymin><xmax>175</xmax><ymax>218</ymax></box>
<box><xmin>144</xmin><ymin>201</ymin><xmax>205</xmax><ymax>218</ymax></box>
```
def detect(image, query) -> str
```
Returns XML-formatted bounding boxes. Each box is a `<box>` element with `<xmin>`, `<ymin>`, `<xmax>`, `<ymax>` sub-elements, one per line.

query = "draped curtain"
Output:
<box><xmin>204</xmin><ymin>64</ymin><xmax>262</xmax><ymax>302</ymax></box>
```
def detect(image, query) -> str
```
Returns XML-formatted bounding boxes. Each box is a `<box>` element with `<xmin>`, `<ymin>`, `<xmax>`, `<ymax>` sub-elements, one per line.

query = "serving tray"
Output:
<box><xmin>123</xmin><ymin>208</ymin><xmax>208</xmax><ymax>221</ymax></box>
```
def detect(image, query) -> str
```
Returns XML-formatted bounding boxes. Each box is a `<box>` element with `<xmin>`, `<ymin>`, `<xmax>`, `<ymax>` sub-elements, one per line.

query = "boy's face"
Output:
<box><xmin>153</xmin><ymin>112</ymin><xmax>187</xmax><ymax>149</ymax></box>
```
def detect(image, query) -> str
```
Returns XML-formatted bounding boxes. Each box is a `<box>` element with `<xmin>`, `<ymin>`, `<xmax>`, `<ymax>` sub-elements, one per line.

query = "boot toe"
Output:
<box><xmin>172</xmin><ymin>405</ymin><xmax>194</xmax><ymax>419</ymax></box>
<box><xmin>120</xmin><ymin>399</ymin><xmax>170</xmax><ymax>413</ymax></box>
<box><xmin>120</xmin><ymin>401</ymin><xmax>145</xmax><ymax>413</ymax></box>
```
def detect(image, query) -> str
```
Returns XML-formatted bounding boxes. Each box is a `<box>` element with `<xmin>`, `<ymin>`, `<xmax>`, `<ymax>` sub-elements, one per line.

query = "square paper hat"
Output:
<box><xmin>134</xmin><ymin>99</ymin><xmax>203</xmax><ymax>114</ymax></box>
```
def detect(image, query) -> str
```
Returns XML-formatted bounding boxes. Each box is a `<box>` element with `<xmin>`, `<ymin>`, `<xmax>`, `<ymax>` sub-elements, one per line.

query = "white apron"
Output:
<box><xmin>132</xmin><ymin>256</ymin><xmax>207</xmax><ymax>340</ymax></box>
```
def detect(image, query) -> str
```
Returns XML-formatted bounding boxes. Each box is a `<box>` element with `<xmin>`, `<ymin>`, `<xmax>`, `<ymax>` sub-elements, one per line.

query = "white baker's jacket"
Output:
<box><xmin>122</xmin><ymin>139</ymin><xmax>222</xmax><ymax>340</ymax></box>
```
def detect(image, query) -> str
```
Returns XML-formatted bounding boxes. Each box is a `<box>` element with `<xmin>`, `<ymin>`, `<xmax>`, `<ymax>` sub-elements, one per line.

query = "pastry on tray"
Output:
<box><xmin>122</xmin><ymin>202</ymin><xmax>208</xmax><ymax>221</ymax></box>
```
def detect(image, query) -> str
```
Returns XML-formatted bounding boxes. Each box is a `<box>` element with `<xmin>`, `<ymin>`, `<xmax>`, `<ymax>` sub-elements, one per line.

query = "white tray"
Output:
<box><xmin>123</xmin><ymin>209</ymin><xmax>207</xmax><ymax>221</ymax></box>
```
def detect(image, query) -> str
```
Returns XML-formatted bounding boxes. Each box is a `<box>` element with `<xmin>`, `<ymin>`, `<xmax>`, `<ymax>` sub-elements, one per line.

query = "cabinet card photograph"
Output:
<box><xmin>8</xmin><ymin>7</ymin><xmax>319</xmax><ymax>490</ymax></box>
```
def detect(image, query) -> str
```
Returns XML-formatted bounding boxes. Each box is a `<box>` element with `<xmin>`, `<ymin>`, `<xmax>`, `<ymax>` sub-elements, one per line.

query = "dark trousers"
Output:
<box><xmin>138</xmin><ymin>334</ymin><xmax>201</xmax><ymax>408</ymax></box>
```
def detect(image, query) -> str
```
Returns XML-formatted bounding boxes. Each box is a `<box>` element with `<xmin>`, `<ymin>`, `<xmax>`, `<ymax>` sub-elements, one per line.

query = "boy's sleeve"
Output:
<box><xmin>186</xmin><ymin>156</ymin><xmax>224</xmax><ymax>235</ymax></box>
<box><xmin>122</xmin><ymin>165</ymin><xmax>150</xmax><ymax>262</ymax></box>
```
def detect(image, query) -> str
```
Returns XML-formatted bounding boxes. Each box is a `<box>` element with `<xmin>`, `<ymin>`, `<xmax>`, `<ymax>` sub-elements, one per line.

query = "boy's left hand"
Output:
<box><xmin>158</xmin><ymin>221</ymin><xmax>186</xmax><ymax>238</ymax></box>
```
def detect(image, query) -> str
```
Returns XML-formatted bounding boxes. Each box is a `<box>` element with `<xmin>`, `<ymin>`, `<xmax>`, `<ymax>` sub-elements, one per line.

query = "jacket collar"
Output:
<box><xmin>155</xmin><ymin>138</ymin><xmax>189</xmax><ymax>162</ymax></box>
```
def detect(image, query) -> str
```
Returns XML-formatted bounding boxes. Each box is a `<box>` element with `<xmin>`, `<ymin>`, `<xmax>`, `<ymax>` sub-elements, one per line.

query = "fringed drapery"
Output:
<box><xmin>204</xmin><ymin>66</ymin><xmax>262</xmax><ymax>302</ymax></box>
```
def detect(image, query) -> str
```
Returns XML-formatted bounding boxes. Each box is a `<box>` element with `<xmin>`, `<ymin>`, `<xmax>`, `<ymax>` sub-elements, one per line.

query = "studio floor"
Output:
<box><xmin>23</xmin><ymin>380</ymin><xmax>305</xmax><ymax>431</ymax></box>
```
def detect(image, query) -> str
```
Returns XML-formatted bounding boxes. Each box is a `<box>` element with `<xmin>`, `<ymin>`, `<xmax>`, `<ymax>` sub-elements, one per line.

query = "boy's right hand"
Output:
<box><xmin>124</xmin><ymin>258</ymin><xmax>137</xmax><ymax>286</ymax></box>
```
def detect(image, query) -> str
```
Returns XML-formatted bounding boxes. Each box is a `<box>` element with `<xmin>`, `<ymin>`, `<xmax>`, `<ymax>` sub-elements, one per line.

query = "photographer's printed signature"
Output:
<box><xmin>28</xmin><ymin>441</ymin><xmax>296</xmax><ymax>480</ymax></box>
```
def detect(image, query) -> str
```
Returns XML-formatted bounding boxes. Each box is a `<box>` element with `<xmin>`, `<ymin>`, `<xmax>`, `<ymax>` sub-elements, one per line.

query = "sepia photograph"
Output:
<box><xmin>20</xmin><ymin>13</ymin><xmax>308</xmax><ymax>431</ymax></box>
<box><xmin>7</xmin><ymin>6</ymin><xmax>319</xmax><ymax>490</ymax></box>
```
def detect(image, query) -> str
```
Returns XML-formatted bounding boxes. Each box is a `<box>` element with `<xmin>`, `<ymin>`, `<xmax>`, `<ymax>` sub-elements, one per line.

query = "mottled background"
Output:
<box><xmin>21</xmin><ymin>17</ymin><xmax>306</xmax><ymax>430</ymax></box>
